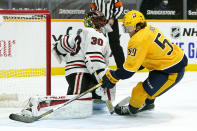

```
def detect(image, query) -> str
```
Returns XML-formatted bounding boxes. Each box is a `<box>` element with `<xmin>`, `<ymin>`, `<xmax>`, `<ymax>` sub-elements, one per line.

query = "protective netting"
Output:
<box><xmin>0</xmin><ymin>10</ymin><xmax>51</xmax><ymax>107</ymax></box>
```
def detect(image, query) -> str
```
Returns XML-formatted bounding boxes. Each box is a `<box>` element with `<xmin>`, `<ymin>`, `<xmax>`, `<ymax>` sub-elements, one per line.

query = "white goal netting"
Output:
<box><xmin>0</xmin><ymin>10</ymin><xmax>51</xmax><ymax>107</ymax></box>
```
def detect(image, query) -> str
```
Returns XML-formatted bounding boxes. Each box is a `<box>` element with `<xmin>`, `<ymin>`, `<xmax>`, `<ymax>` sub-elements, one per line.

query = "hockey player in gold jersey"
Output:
<box><xmin>100</xmin><ymin>10</ymin><xmax>188</xmax><ymax>115</ymax></box>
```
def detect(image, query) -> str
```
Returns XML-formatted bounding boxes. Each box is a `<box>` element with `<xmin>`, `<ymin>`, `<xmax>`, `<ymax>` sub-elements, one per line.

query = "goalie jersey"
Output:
<box><xmin>57</xmin><ymin>27</ymin><xmax>110</xmax><ymax>76</ymax></box>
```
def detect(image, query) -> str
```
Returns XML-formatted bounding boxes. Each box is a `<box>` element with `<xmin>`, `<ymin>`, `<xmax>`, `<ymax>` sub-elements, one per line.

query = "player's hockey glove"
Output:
<box><xmin>101</xmin><ymin>70</ymin><xmax>119</xmax><ymax>89</ymax></box>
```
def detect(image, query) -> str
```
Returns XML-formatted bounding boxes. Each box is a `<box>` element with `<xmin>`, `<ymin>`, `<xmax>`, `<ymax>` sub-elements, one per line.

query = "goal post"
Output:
<box><xmin>0</xmin><ymin>10</ymin><xmax>51</xmax><ymax>107</ymax></box>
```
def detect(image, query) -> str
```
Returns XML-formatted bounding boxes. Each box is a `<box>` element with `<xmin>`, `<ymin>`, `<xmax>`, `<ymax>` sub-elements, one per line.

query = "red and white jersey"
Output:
<box><xmin>57</xmin><ymin>27</ymin><xmax>110</xmax><ymax>76</ymax></box>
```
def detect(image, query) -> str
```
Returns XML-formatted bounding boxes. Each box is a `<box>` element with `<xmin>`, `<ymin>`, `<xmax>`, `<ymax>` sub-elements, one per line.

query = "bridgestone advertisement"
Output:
<box><xmin>0</xmin><ymin>0</ymin><xmax>196</xmax><ymax>19</ymax></box>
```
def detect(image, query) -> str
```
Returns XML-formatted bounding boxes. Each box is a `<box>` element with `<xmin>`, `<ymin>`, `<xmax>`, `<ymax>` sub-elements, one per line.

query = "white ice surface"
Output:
<box><xmin>0</xmin><ymin>71</ymin><xmax>197</xmax><ymax>131</ymax></box>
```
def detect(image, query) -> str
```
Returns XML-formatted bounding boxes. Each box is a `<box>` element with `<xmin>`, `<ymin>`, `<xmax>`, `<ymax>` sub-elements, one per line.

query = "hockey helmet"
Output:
<box><xmin>84</xmin><ymin>10</ymin><xmax>106</xmax><ymax>29</ymax></box>
<box><xmin>123</xmin><ymin>10</ymin><xmax>145</xmax><ymax>32</ymax></box>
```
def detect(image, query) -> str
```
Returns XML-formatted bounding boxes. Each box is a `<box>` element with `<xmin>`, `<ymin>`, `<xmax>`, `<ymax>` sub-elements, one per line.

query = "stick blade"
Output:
<box><xmin>9</xmin><ymin>113</ymin><xmax>39</xmax><ymax>123</ymax></box>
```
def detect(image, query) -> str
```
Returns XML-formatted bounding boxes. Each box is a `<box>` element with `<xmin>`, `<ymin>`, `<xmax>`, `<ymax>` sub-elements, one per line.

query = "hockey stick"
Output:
<box><xmin>93</xmin><ymin>70</ymin><xmax>114</xmax><ymax>114</ymax></box>
<box><xmin>9</xmin><ymin>83</ymin><xmax>102</xmax><ymax>123</ymax></box>
<box><xmin>94</xmin><ymin>72</ymin><xmax>115</xmax><ymax>115</ymax></box>
<box><xmin>104</xmin><ymin>98</ymin><xmax>115</xmax><ymax>114</ymax></box>
<box><xmin>86</xmin><ymin>56</ymin><xmax>114</xmax><ymax>114</ymax></box>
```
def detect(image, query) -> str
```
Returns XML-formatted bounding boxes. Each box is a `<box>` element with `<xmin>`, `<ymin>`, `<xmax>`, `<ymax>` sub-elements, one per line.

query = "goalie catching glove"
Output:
<box><xmin>52</xmin><ymin>34</ymin><xmax>76</xmax><ymax>64</ymax></box>
<box><xmin>100</xmin><ymin>70</ymin><xmax>119</xmax><ymax>89</ymax></box>
<box><xmin>52</xmin><ymin>42</ymin><xmax>65</xmax><ymax>64</ymax></box>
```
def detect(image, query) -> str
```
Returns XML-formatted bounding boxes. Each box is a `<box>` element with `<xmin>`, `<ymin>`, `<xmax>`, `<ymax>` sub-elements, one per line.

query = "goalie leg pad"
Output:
<box><xmin>44</xmin><ymin>94</ymin><xmax>93</xmax><ymax>119</ymax></box>
<box><xmin>19</xmin><ymin>93</ymin><xmax>93</xmax><ymax>119</ymax></box>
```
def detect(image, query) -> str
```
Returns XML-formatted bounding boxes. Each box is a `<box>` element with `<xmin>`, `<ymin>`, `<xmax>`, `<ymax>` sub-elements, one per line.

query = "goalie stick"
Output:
<box><xmin>9</xmin><ymin>83</ymin><xmax>102</xmax><ymax>123</ymax></box>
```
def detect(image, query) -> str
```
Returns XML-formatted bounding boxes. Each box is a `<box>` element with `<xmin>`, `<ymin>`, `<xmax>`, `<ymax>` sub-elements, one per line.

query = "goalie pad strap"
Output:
<box><xmin>37</xmin><ymin>97</ymin><xmax>92</xmax><ymax>111</ymax></box>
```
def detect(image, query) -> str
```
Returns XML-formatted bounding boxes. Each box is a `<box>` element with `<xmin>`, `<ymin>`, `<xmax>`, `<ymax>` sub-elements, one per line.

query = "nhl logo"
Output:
<box><xmin>171</xmin><ymin>26</ymin><xmax>181</xmax><ymax>39</ymax></box>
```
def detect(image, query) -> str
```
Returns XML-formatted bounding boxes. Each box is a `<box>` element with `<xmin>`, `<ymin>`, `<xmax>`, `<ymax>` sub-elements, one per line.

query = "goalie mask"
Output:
<box><xmin>123</xmin><ymin>10</ymin><xmax>146</xmax><ymax>33</ymax></box>
<box><xmin>84</xmin><ymin>10</ymin><xmax>107</xmax><ymax>29</ymax></box>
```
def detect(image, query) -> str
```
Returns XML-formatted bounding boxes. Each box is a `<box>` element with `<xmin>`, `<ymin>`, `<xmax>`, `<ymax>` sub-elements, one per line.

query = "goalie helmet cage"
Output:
<box><xmin>0</xmin><ymin>10</ymin><xmax>51</xmax><ymax>107</ymax></box>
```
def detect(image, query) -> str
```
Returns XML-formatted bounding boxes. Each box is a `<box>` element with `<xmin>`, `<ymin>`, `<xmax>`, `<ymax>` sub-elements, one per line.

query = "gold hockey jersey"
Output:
<box><xmin>124</xmin><ymin>24</ymin><xmax>184</xmax><ymax>72</ymax></box>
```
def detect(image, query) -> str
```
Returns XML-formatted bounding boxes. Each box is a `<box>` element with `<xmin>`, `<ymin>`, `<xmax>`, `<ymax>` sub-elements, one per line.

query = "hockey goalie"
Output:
<box><xmin>10</xmin><ymin>10</ymin><xmax>116</xmax><ymax>122</ymax></box>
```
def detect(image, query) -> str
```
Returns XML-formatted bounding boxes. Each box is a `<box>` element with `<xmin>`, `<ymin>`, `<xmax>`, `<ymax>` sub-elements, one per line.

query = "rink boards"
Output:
<box><xmin>0</xmin><ymin>19</ymin><xmax>196</xmax><ymax>77</ymax></box>
<box><xmin>51</xmin><ymin>19</ymin><xmax>197</xmax><ymax>74</ymax></box>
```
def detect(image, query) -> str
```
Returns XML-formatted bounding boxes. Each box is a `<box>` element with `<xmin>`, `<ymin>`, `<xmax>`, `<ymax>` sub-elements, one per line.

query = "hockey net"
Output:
<box><xmin>0</xmin><ymin>10</ymin><xmax>51</xmax><ymax>107</ymax></box>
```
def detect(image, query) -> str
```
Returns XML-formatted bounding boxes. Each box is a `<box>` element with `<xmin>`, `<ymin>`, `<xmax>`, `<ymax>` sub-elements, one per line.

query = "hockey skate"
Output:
<box><xmin>92</xmin><ymin>91</ymin><xmax>106</xmax><ymax>110</ymax></box>
<box><xmin>114</xmin><ymin>104</ymin><xmax>139</xmax><ymax>115</ymax></box>
<box><xmin>114</xmin><ymin>98</ymin><xmax>155</xmax><ymax>115</ymax></box>
<box><xmin>114</xmin><ymin>105</ymin><xmax>130</xmax><ymax>115</ymax></box>
<box><xmin>139</xmin><ymin>99</ymin><xmax>155</xmax><ymax>112</ymax></box>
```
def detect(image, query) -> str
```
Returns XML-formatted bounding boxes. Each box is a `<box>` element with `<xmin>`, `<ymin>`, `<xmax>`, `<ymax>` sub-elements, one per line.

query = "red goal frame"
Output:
<box><xmin>0</xmin><ymin>10</ymin><xmax>51</xmax><ymax>96</ymax></box>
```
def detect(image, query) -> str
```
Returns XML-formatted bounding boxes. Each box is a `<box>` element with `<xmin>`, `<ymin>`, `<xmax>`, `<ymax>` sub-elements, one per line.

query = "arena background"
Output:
<box><xmin>0</xmin><ymin>0</ymin><xmax>196</xmax><ymax>75</ymax></box>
